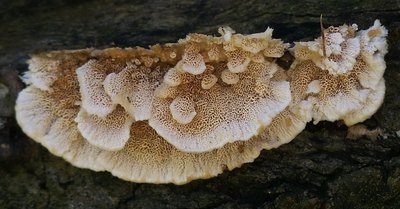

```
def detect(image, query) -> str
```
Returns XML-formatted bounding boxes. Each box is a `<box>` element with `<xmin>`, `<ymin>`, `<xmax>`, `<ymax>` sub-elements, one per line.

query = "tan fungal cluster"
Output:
<box><xmin>149</xmin><ymin>28</ymin><xmax>291</xmax><ymax>153</ymax></box>
<box><xmin>16</xmin><ymin>20</ymin><xmax>388</xmax><ymax>184</ymax></box>
<box><xmin>290</xmin><ymin>20</ymin><xmax>387</xmax><ymax>126</ymax></box>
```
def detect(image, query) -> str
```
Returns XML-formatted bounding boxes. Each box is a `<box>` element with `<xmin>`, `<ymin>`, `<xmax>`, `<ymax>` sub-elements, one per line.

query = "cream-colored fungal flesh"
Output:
<box><xmin>342</xmin><ymin>78</ymin><xmax>385</xmax><ymax>126</ymax></box>
<box><xmin>23</xmin><ymin>49</ymin><xmax>93</xmax><ymax>92</ymax></box>
<box><xmin>103</xmin><ymin>64</ymin><xmax>163</xmax><ymax>121</ymax></box>
<box><xmin>290</xmin><ymin>20</ymin><xmax>387</xmax><ymax>125</ymax></box>
<box><xmin>97</xmin><ymin>122</ymin><xmax>265</xmax><ymax>185</ymax></box>
<box><xmin>76</xmin><ymin>59</ymin><xmax>121</xmax><ymax>117</ymax></box>
<box><xmin>149</xmin><ymin>29</ymin><xmax>291</xmax><ymax>153</ymax></box>
<box><xmin>15</xmin><ymin>20</ymin><xmax>387</xmax><ymax>185</ymax></box>
<box><xmin>16</xmin><ymin>52</ymin><xmax>105</xmax><ymax>171</ymax></box>
<box><xmin>75</xmin><ymin>106</ymin><xmax>135</xmax><ymax>151</ymax></box>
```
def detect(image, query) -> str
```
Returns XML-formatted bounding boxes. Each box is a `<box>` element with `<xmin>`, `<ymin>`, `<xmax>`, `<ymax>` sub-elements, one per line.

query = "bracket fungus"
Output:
<box><xmin>149</xmin><ymin>29</ymin><xmax>291</xmax><ymax>153</ymax></box>
<box><xmin>290</xmin><ymin>19</ymin><xmax>387</xmax><ymax>125</ymax></box>
<box><xmin>15</xmin><ymin>20</ymin><xmax>387</xmax><ymax>184</ymax></box>
<box><xmin>97</xmin><ymin>122</ymin><xmax>265</xmax><ymax>184</ymax></box>
<box><xmin>103</xmin><ymin>63</ymin><xmax>163</xmax><ymax>121</ymax></box>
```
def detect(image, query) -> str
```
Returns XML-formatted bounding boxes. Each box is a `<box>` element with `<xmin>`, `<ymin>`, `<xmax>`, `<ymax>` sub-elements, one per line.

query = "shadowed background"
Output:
<box><xmin>0</xmin><ymin>0</ymin><xmax>400</xmax><ymax>208</ymax></box>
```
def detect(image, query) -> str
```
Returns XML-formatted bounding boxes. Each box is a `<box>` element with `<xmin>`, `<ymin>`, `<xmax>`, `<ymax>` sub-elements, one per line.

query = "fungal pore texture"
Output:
<box><xmin>290</xmin><ymin>20</ymin><xmax>387</xmax><ymax>125</ymax></box>
<box><xmin>15</xmin><ymin>20</ymin><xmax>387</xmax><ymax>185</ymax></box>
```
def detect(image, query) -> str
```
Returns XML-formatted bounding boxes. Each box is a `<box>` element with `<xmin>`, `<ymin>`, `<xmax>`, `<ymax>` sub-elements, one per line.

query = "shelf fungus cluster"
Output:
<box><xmin>16</xmin><ymin>20</ymin><xmax>388</xmax><ymax>184</ymax></box>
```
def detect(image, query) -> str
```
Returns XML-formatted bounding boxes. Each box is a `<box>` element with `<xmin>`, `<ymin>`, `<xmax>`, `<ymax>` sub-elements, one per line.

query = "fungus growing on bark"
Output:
<box><xmin>76</xmin><ymin>59</ymin><xmax>122</xmax><ymax>117</ymax></box>
<box><xmin>75</xmin><ymin>106</ymin><xmax>134</xmax><ymax>151</ymax></box>
<box><xmin>220</xmin><ymin>69</ymin><xmax>240</xmax><ymax>84</ymax></box>
<box><xmin>16</xmin><ymin>86</ymin><xmax>62</xmax><ymax>141</ymax></box>
<box><xmin>97</xmin><ymin>121</ymin><xmax>265</xmax><ymax>184</ymax></box>
<box><xmin>16</xmin><ymin>51</ymin><xmax>104</xmax><ymax>171</ymax></box>
<box><xmin>23</xmin><ymin>49</ymin><xmax>92</xmax><ymax>92</ymax></box>
<box><xmin>290</xmin><ymin>20</ymin><xmax>388</xmax><ymax>125</ymax></box>
<box><xmin>258</xmin><ymin>106</ymin><xmax>312</xmax><ymax>150</ymax></box>
<box><xmin>103</xmin><ymin>64</ymin><xmax>163</xmax><ymax>121</ymax></box>
<box><xmin>342</xmin><ymin>78</ymin><xmax>385</xmax><ymax>126</ymax></box>
<box><xmin>149</xmin><ymin>29</ymin><xmax>291</xmax><ymax>153</ymax></box>
<box><xmin>225</xmin><ymin>49</ymin><xmax>251</xmax><ymax>73</ymax></box>
<box><xmin>201</xmin><ymin>73</ymin><xmax>218</xmax><ymax>89</ymax></box>
<box><xmin>356</xmin><ymin>20</ymin><xmax>388</xmax><ymax>89</ymax></box>
<box><xmin>258</xmin><ymin>62</ymin><xmax>316</xmax><ymax>149</ymax></box>
<box><xmin>16</xmin><ymin>87</ymin><xmax>105</xmax><ymax>171</ymax></box>
<box><xmin>15</xmin><ymin>21</ymin><xmax>388</xmax><ymax>185</ymax></box>
<box><xmin>180</xmin><ymin>48</ymin><xmax>207</xmax><ymax>75</ymax></box>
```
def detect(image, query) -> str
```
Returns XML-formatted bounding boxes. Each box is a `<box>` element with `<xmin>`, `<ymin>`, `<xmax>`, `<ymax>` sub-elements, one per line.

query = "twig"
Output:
<box><xmin>320</xmin><ymin>14</ymin><xmax>327</xmax><ymax>57</ymax></box>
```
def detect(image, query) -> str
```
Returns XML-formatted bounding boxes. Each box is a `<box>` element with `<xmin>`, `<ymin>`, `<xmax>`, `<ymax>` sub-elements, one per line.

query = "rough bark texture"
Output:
<box><xmin>1</xmin><ymin>0</ymin><xmax>400</xmax><ymax>208</ymax></box>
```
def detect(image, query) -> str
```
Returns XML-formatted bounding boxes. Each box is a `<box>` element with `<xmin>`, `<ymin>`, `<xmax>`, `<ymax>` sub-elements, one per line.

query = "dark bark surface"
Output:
<box><xmin>1</xmin><ymin>0</ymin><xmax>400</xmax><ymax>208</ymax></box>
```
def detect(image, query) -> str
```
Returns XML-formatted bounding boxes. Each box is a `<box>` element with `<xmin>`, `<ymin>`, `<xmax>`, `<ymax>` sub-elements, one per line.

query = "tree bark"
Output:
<box><xmin>1</xmin><ymin>0</ymin><xmax>400</xmax><ymax>208</ymax></box>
